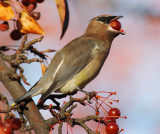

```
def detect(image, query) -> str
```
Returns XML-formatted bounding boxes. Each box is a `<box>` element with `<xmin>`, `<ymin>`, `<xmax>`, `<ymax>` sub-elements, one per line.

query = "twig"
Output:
<box><xmin>58</xmin><ymin>123</ymin><xmax>63</xmax><ymax>134</ymax></box>
<box><xmin>0</xmin><ymin>92</ymin><xmax>9</xmax><ymax>107</ymax></box>
<box><xmin>44</xmin><ymin>93</ymin><xmax>101</xmax><ymax>134</ymax></box>
<box><xmin>0</xmin><ymin>51</ymin><xmax>15</xmax><ymax>62</ymax></box>
<box><xmin>75</xmin><ymin>120</ymin><xmax>99</xmax><ymax>134</ymax></box>
<box><xmin>17</xmin><ymin>34</ymin><xmax>28</xmax><ymax>53</ymax></box>
<box><xmin>60</xmin><ymin>92</ymin><xmax>96</xmax><ymax>113</ymax></box>
<box><xmin>29</xmin><ymin>46</ymin><xmax>46</xmax><ymax>59</ymax></box>
<box><xmin>67</xmin><ymin>104</ymin><xmax>77</xmax><ymax>113</ymax></box>
<box><xmin>0</xmin><ymin>101</ymin><xmax>25</xmax><ymax>113</ymax></box>
<box><xmin>21</xmin><ymin>36</ymin><xmax>44</xmax><ymax>52</ymax></box>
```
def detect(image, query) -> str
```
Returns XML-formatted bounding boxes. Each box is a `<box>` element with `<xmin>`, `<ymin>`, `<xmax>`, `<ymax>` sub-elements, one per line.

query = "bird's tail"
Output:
<box><xmin>14</xmin><ymin>88</ymin><xmax>38</xmax><ymax>104</ymax></box>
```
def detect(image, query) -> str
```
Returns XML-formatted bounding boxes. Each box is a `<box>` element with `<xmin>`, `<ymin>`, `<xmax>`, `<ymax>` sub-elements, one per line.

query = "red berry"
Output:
<box><xmin>10</xmin><ymin>30</ymin><xmax>22</xmax><ymax>40</ymax></box>
<box><xmin>0</xmin><ymin>119</ymin><xmax>3</xmax><ymax>127</ymax></box>
<box><xmin>28</xmin><ymin>0</ymin><xmax>37</xmax><ymax>3</ymax></box>
<box><xmin>0</xmin><ymin>21</ymin><xmax>9</xmax><ymax>31</ymax></box>
<box><xmin>105</xmin><ymin>117</ymin><xmax>116</xmax><ymax>123</ymax></box>
<box><xmin>10</xmin><ymin>118</ymin><xmax>22</xmax><ymax>130</ymax></box>
<box><xmin>37</xmin><ymin>0</ymin><xmax>44</xmax><ymax>3</ymax></box>
<box><xmin>22</xmin><ymin>0</ymin><xmax>30</xmax><ymax>6</ymax></box>
<box><xmin>26</xmin><ymin>3</ymin><xmax>37</xmax><ymax>12</ymax></box>
<box><xmin>1</xmin><ymin>2</ymin><xmax>9</xmax><ymax>8</ymax></box>
<box><xmin>32</xmin><ymin>12</ymin><xmax>40</xmax><ymax>20</ymax></box>
<box><xmin>106</xmin><ymin>123</ymin><xmax>119</xmax><ymax>134</ymax></box>
<box><xmin>110</xmin><ymin>20</ymin><xmax>121</xmax><ymax>31</ymax></box>
<box><xmin>0</xmin><ymin>126</ymin><xmax>12</xmax><ymax>134</ymax></box>
<box><xmin>5</xmin><ymin>119</ymin><xmax>10</xmax><ymax>125</ymax></box>
<box><xmin>108</xmin><ymin>108</ymin><xmax>121</xmax><ymax>119</ymax></box>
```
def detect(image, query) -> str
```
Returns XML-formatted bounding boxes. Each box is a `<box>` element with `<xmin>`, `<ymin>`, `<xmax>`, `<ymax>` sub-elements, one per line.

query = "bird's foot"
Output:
<box><xmin>37</xmin><ymin>99</ymin><xmax>45</xmax><ymax>109</ymax></box>
<box><xmin>37</xmin><ymin>99</ymin><xmax>60</xmax><ymax>110</ymax></box>
<box><xmin>77</xmin><ymin>88</ymin><xmax>95</xmax><ymax>104</ymax></box>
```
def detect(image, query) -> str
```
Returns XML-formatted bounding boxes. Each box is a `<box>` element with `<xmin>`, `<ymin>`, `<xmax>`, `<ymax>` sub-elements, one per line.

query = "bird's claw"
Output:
<box><xmin>76</xmin><ymin>87</ymin><xmax>94</xmax><ymax>104</ymax></box>
<box><xmin>86</xmin><ymin>92</ymin><xmax>93</xmax><ymax>104</ymax></box>
<box><xmin>37</xmin><ymin>101</ymin><xmax>45</xmax><ymax>109</ymax></box>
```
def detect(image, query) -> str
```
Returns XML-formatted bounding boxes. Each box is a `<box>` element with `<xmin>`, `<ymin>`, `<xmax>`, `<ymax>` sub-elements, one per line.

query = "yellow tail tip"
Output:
<box><xmin>11</xmin><ymin>103</ymin><xmax>16</xmax><ymax>106</ymax></box>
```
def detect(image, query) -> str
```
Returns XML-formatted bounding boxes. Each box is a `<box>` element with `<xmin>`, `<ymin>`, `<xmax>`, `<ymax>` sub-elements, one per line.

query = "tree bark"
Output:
<box><xmin>0</xmin><ymin>57</ymin><xmax>49</xmax><ymax>134</ymax></box>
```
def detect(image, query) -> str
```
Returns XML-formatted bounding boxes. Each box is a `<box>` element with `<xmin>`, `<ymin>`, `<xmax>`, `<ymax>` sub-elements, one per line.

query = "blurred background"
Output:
<box><xmin>1</xmin><ymin>0</ymin><xmax>160</xmax><ymax>134</ymax></box>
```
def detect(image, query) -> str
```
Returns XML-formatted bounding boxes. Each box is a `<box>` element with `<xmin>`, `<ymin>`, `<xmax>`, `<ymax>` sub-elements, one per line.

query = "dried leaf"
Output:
<box><xmin>55</xmin><ymin>0</ymin><xmax>69</xmax><ymax>39</ymax></box>
<box><xmin>18</xmin><ymin>9</ymin><xmax>45</xmax><ymax>35</ymax></box>
<box><xmin>0</xmin><ymin>2</ymin><xmax>15</xmax><ymax>21</ymax></box>
<box><xmin>41</xmin><ymin>63</ymin><xmax>47</xmax><ymax>75</ymax></box>
<box><xmin>23</xmin><ymin>80</ymin><xmax>31</xmax><ymax>86</ymax></box>
<box><xmin>20</xmin><ymin>72</ymin><xmax>31</xmax><ymax>86</ymax></box>
<box><xmin>40</xmin><ymin>49</ymin><xmax>56</xmax><ymax>53</ymax></box>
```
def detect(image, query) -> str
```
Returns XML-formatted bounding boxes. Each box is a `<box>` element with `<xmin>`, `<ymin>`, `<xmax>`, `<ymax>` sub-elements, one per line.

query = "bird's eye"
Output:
<box><xmin>101</xmin><ymin>18</ymin><xmax>106</xmax><ymax>22</ymax></box>
<box><xmin>97</xmin><ymin>17</ymin><xmax>109</xmax><ymax>23</ymax></box>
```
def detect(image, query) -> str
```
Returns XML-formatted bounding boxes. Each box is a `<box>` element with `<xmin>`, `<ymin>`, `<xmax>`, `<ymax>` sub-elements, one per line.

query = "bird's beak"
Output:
<box><xmin>114</xmin><ymin>16</ymin><xmax>124</xmax><ymax>20</ymax></box>
<box><xmin>114</xmin><ymin>16</ymin><xmax>125</xmax><ymax>35</ymax></box>
<box><xmin>119</xmin><ymin>29</ymin><xmax>125</xmax><ymax>35</ymax></box>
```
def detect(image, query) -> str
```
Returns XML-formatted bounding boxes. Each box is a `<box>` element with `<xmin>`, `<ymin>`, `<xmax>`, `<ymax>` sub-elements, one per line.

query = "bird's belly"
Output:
<box><xmin>57</xmin><ymin>56</ymin><xmax>101</xmax><ymax>94</ymax></box>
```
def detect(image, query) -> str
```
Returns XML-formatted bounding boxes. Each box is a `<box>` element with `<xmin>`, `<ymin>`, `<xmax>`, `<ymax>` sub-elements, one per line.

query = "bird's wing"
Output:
<box><xmin>40</xmin><ymin>37</ymin><xmax>101</xmax><ymax>100</ymax></box>
<box><xmin>15</xmin><ymin>37</ymin><xmax>101</xmax><ymax>103</ymax></box>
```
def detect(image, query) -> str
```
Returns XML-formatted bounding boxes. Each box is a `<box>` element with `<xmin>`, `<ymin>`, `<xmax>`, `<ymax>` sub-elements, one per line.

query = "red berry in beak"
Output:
<box><xmin>110</xmin><ymin>20</ymin><xmax>121</xmax><ymax>31</ymax></box>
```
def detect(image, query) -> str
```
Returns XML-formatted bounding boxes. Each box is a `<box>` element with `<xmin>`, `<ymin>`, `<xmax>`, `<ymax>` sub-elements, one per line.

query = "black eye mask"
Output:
<box><xmin>97</xmin><ymin>16</ymin><xmax>117</xmax><ymax>24</ymax></box>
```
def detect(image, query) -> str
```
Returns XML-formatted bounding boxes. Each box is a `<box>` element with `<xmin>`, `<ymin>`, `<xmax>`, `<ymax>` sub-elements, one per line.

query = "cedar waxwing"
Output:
<box><xmin>15</xmin><ymin>15</ymin><xmax>125</xmax><ymax>104</ymax></box>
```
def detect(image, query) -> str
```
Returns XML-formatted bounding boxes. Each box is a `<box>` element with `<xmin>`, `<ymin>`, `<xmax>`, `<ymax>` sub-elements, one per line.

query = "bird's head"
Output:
<box><xmin>85</xmin><ymin>15</ymin><xmax>125</xmax><ymax>41</ymax></box>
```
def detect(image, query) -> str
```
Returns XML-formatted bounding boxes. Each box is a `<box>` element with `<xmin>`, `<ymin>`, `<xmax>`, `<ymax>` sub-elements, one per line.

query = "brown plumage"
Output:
<box><xmin>15</xmin><ymin>15</ymin><xmax>125</xmax><ymax>104</ymax></box>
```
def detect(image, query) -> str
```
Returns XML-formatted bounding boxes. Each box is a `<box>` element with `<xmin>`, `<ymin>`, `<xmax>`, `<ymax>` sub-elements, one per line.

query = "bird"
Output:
<box><xmin>14</xmin><ymin>15</ymin><xmax>125</xmax><ymax>105</ymax></box>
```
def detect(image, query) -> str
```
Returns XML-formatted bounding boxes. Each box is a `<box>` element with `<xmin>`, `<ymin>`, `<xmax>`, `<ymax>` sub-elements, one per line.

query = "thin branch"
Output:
<box><xmin>75</xmin><ymin>121</ymin><xmax>99</xmax><ymax>134</ymax></box>
<box><xmin>67</xmin><ymin>104</ymin><xmax>77</xmax><ymax>113</ymax></box>
<box><xmin>0</xmin><ymin>92</ymin><xmax>9</xmax><ymax>107</ymax></box>
<box><xmin>58</xmin><ymin>123</ymin><xmax>63</xmax><ymax>134</ymax></box>
<box><xmin>22</xmin><ymin>36</ymin><xmax>44</xmax><ymax>52</ymax></box>
<box><xmin>29</xmin><ymin>46</ymin><xmax>46</xmax><ymax>59</ymax></box>
<box><xmin>0</xmin><ymin>51</ymin><xmax>15</xmax><ymax>62</ymax></box>
<box><xmin>17</xmin><ymin>34</ymin><xmax>28</xmax><ymax>53</ymax></box>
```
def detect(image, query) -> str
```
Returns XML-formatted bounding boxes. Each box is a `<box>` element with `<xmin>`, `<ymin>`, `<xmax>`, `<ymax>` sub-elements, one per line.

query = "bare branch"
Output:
<box><xmin>22</xmin><ymin>36</ymin><xmax>44</xmax><ymax>52</ymax></box>
<box><xmin>0</xmin><ymin>57</ymin><xmax>49</xmax><ymax>134</ymax></box>
<box><xmin>17</xmin><ymin>35</ymin><xmax>28</xmax><ymax>53</ymax></box>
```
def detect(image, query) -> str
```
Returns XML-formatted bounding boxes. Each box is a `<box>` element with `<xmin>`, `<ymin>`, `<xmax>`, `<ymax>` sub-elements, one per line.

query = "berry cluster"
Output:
<box><xmin>22</xmin><ymin>0</ymin><xmax>44</xmax><ymax>14</ymax></box>
<box><xmin>92</xmin><ymin>92</ymin><xmax>126</xmax><ymax>134</ymax></box>
<box><xmin>105</xmin><ymin>108</ymin><xmax>122</xmax><ymax>134</ymax></box>
<box><xmin>0</xmin><ymin>0</ymin><xmax>45</xmax><ymax>40</ymax></box>
<box><xmin>22</xmin><ymin>0</ymin><xmax>44</xmax><ymax>5</ymax></box>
